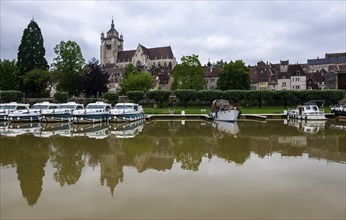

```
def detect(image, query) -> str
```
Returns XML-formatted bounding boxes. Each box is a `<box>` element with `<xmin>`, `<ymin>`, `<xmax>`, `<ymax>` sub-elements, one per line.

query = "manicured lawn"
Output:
<box><xmin>144</xmin><ymin>105</ymin><xmax>332</xmax><ymax>114</ymax></box>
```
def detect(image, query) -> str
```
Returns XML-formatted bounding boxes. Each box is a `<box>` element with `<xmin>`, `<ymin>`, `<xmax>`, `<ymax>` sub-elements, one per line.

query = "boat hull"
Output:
<box><xmin>211</xmin><ymin>109</ymin><xmax>240</xmax><ymax>122</ymax></box>
<box><xmin>42</xmin><ymin>113</ymin><xmax>73</xmax><ymax>122</ymax></box>
<box><xmin>8</xmin><ymin>114</ymin><xmax>42</xmax><ymax>122</ymax></box>
<box><xmin>72</xmin><ymin>114</ymin><xmax>110</xmax><ymax>124</ymax></box>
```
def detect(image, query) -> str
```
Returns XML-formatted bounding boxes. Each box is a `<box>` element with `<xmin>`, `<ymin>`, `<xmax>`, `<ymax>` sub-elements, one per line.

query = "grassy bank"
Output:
<box><xmin>144</xmin><ymin>106</ymin><xmax>332</xmax><ymax>114</ymax></box>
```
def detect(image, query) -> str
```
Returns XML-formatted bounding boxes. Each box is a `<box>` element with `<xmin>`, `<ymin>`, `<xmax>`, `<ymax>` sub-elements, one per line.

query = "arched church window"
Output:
<box><xmin>158</xmin><ymin>62</ymin><xmax>161</xmax><ymax>67</ymax></box>
<box><xmin>136</xmin><ymin>60</ymin><xmax>142</xmax><ymax>67</ymax></box>
<box><xmin>164</xmin><ymin>61</ymin><xmax>167</xmax><ymax>67</ymax></box>
<box><xmin>169</xmin><ymin>62</ymin><xmax>172</xmax><ymax>70</ymax></box>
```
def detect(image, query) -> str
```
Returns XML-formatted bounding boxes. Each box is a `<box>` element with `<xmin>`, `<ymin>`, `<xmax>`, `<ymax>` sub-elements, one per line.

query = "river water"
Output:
<box><xmin>1</xmin><ymin>119</ymin><xmax>345</xmax><ymax>219</ymax></box>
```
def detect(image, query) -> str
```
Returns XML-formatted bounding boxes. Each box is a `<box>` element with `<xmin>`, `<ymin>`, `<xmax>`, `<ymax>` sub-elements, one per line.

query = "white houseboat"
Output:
<box><xmin>109</xmin><ymin>103</ymin><xmax>145</xmax><ymax>122</ymax></box>
<box><xmin>287</xmin><ymin>101</ymin><xmax>326</xmax><ymax>120</ymax></box>
<box><xmin>0</xmin><ymin>102</ymin><xmax>29</xmax><ymax>120</ymax></box>
<box><xmin>42</xmin><ymin>102</ymin><xmax>84</xmax><ymax>122</ymax></box>
<box><xmin>72</xmin><ymin>101</ymin><xmax>111</xmax><ymax>123</ymax></box>
<box><xmin>8</xmin><ymin>102</ymin><xmax>58</xmax><ymax>122</ymax></box>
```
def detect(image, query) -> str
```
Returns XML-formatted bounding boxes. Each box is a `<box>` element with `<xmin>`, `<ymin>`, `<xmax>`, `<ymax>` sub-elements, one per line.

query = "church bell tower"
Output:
<box><xmin>100</xmin><ymin>18</ymin><xmax>124</xmax><ymax>65</ymax></box>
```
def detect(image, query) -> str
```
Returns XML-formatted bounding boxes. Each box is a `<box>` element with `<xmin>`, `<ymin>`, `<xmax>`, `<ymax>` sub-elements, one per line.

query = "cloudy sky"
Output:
<box><xmin>1</xmin><ymin>0</ymin><xmax>345</xmax><ymax>66</ymax></box>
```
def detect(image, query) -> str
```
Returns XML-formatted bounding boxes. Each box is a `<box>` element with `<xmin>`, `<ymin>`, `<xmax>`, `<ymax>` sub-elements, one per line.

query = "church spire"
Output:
<box><xmin>111</xmin><ymin>17</ymin><xmax>114</xmax><ymax>29</ymax></box>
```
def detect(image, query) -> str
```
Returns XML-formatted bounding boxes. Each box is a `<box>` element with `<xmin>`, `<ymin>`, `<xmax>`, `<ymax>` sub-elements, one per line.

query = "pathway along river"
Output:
<box><xmin>1</xmin><ymin>119</ymin><xmax>345</xmax><ymax>219</ymax></box>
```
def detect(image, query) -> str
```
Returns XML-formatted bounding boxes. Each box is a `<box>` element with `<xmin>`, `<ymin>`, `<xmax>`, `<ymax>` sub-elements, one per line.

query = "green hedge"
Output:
<box><xmin>102</xmin><ymin>92</ymin><xmax>118</xmax><ymax>105</ymax></box>
<box><xmin>54</xmin><ymin>91</ymin><xmax>69</xmax><ymax>103</ymax></box>
<box><xmin>0</xmin><ymin>90</ymin><xmax>22</xmax><ymax>103</ymax></box>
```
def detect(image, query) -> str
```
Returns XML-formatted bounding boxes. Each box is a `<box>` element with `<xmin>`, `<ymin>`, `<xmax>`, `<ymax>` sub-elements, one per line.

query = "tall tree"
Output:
<box><xmin>81</xmin><ymin>58</ymin><xmax>109</xmax><ymax>98</ymax></box>
<box><xmin>17</xmin><ymin>19</ymin><xmax>48</xmax><ymax>88</ymax></box>
<box><xmin>217</xmin><ymin>60</ymin><xmax>250</xmax><ymax>90</ymax></box>
<box><xmin>52</xmin><ymin>40</ymin><xmax>85</xmax><ymax>96</ymax></box>
<box><xmin>172</xmin><ymin>54</ymin><xmax>206</xmax><ymax>90</ymax></box>
<box><xmin>0</xmin><ymin>59</ymin><xmax>20</xmax><ymax>90</ymax></box>
<box><xmin>123</xmin><ymin>63</ymin><xmax>137</xmax><ymax>79</ymax></box>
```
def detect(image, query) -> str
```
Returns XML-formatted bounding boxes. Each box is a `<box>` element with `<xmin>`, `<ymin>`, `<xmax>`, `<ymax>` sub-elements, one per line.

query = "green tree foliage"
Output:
<box><xmin>123</xmin><ymin>63</ymin><xmax>137</xmax><ymax>79</ymax></box>
<box><xmin>81</xmin><ymin>58</ymin><xmax>109</xmax><ymax>98</ymax></box>
<box><xmin>54</xmin><ymin>91</ymin><xmax>69</xmax><ymax>103</ymax></box>
<box><xmin>126</xmin><ymin>91</ymin><xmax>145</xmax><ymax>103</ymax></box>
<box><xmin>17</xmin><ymin>19</ymin><xmax>48</xmax><ymax>87</ymax></box>
<box><xmin>213</xmin><ymin>59</ymin><xmax>227</xmax><ymax>67</ymax></box>
<box><xmin>222</xmin><ymin>90</ymin><xmax>248</xmax><ymax>103</ymax></box>
<box><xmin>174</xmin><ymin>89</ymin><xmax>198</xmax><ymax>108</ymax></box>
<box><xmin>0</xmin><ymin>59</ymin><xmax>20</xmax><ymax>90</ymax></box>
<box><xmin>146</xmin><ymin>90</ymin><xmax>171</xmax><ymax>108</ymax></box>
<box><xmin>198</xmin><ymin>90</ymin><xmax>223</xmax><ymax>104</ymax></box>
<box><xmin>172</xmin><ymin>54</ymin><xmax>206</xmax><ymax>90</ymax></box>
<box><xmin>0</xmin><ymin>91</ymin><xmax>22</xmax><ymax>103</ymax></box>
<box><xmin>217</xmin><ymin>60</ymin><xmax>250</xmax><ymax>90</ymax></box>
<box><xmin>121</xmin><ymin>71</ymin><xmax>154</xmax><ymax>94</ymax></box>
<box><xmin>23</xmin><ymin>69</ymin><xmax>50</xmax><ymax>97</ymax></box>
<box><xmin>102</xmin><ymin>92</ymin><xmax>118</xmax><ymax>105</ymax></box>
<box><xmin>52</xmin><ymin>40</ymin><xmax>85</xmax><ymax>96</ymax></box>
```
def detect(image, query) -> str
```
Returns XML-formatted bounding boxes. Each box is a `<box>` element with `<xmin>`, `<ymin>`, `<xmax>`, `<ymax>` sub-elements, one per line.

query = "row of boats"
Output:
<box><xmin>0</xmin><ymin>101</ymin><xmax>145</xmax><ymax>123</ymax></box>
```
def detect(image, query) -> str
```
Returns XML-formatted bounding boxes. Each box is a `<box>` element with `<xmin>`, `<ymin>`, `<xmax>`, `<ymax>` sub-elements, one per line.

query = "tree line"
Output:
<box><xmin>0</xmin><ymin>19</ymin><xmax>253</xmax><ymax>100</ymax></box>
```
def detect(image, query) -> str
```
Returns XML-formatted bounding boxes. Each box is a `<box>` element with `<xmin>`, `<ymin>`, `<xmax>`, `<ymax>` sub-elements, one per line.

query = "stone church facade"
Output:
<box><xmin>100</xmin><ymin>19</ymin><xmax>177</xmax><ymax>92</ymax></box>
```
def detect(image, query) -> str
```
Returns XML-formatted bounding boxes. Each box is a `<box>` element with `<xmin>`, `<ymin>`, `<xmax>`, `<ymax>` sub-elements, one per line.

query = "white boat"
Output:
<box><xmin>287</xmin><ymin>100</ymin><xmax>326</xmax><ymax>120</ymax></box>
<box><xmin>330</xmin><ymin>104</ymin><xmax>346</xmax><ymax>117</ymax></box>
<box><xmin>109</xmin><ymin>103</ymin><xmax>145</xmax><ymax>122</ymax></box>
<box><xmin>72</xmin><ymin>101</ymin><xmax>111</xmax><ymax>123</ymax></box>
<box><xmin>210</xmin><ymin>99</ymin><xmax>240</xmax><ymax>122</ymax></box>
<box><xmin>8</xmin><ymin>101</ymin><xmax>58</xmax><ymax>122</ymax></box>
<box><xmin>0</xmin><ymin>102</ymin><xmax>29</xmax><ymax>120</ymax></box>
<box><xmin>41</xmin><ymin>102</ymin><xmax>84</xmax><ymax>122</ymax></box>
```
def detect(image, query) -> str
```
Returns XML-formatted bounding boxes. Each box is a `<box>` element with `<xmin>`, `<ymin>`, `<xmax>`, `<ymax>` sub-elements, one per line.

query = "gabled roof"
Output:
<box><xmin>204</xmin><ymin>66</ymin><xmax>223</xmax><ymax>77</ymax></box>
<box><xmin>117</xmin><ymin>45</ymin><xmax>174</xmax><ymax>63</ymax></box>
<box><xmin>118</xmin><ymin>50</ymin><xmax>135</xmax><ymax>62</ymax></box>
<box><xmin>288</xmin><ymin>64</ymin><xmax>305</xmax><ymax>76</ymax></box>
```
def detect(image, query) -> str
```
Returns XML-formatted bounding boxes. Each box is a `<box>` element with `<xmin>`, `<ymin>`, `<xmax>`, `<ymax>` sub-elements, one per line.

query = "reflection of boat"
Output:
<box><xmin>40</xmin><ymin>122</ymin><xmax>73</xmax><ymax>137</ymax></box>
<box><xmin>42</xmin><ymin>102</ymin><xmax>84</xmax><ymax>122</ymax></box>
<box><xmin>287</xmin><ymin>120</ymin><xmax>325</xmax><ymax>134</ymax></box>
<box><xmin>330</xmin><ymin>104</ymin><xmax>346</xmax><ymax>117</ymax></box>
<box><xmin>0</xmin><ymin>102</ymin><xmax>30</xmax><ymax>120</ymax></box>
<box><xmin>0</xmin><ymin>122</ymin><xmax>42</xmax><ymax>137</ymax></box>
<box><xmin>210</xmin><ymin>99</ymin><xmax>240</xmax><ymax>122</ymax></box>
<box><xmin>8</xmin><ymin>102</ymin><xmax>58</xmax><ymax>122</ymax></box>
<box><xmin>109</xmin><ymin>103</ymin><xmax>145</xmax><ymax>122</ymax></box>
<box><xmin>72</xmin><ymin>123</ymin><xmax>109</xmax><ymax>139</ymax></box>
<box><xmin>72</xmin><ymin>101</ymin><xmax>111</xmax><ymax>123</ymax></box>
<box><xmin>110</xmin><ymin>119</ymin><xmax>144</xmax><ymax>138</ymax></box>
<box><xmin>287</xmin><ymin>100</ymin><xmax>326</xmax><ymax>120</ymax></box>
<box><xmin>330</xmin><ymin>122</ymin><xmax>346</xmax><ymax>130</ymax></box>
<box><xmin>212</xmin><ymin>121</ymin><xmax>239</xmax><ymax>136</ymax></box>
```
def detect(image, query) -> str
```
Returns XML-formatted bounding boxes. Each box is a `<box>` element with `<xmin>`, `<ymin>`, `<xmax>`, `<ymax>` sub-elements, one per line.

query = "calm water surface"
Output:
<box><xmin>1</xmin><ymin>119</ymin><xmax>345</xmax><ymax>219</ymax></box>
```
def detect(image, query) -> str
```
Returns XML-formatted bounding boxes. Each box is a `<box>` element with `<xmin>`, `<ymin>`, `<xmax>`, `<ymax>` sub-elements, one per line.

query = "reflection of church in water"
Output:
<box><xmin>100</xmin><ymin>19</ymin><xmax>177</xmax><ymax>92</ymax></box>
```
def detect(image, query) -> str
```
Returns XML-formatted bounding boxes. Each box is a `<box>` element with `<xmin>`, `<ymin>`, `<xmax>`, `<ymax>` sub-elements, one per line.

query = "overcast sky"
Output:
<box><xmin>1</xmin><ymin>0</ymin><xmax>345</xmax><ymax>66</ymax></box>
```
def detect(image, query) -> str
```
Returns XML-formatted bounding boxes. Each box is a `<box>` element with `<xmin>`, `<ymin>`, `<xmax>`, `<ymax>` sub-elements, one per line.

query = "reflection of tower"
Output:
<box><xmin>100</xmin><ymin>18</ymin><xmax>124</xmax><ymax>65</ymax></box>
<box><xmin>100</xmin><ymin>153</ymin><xmax>124</xmax><ymax>196</ymax></box>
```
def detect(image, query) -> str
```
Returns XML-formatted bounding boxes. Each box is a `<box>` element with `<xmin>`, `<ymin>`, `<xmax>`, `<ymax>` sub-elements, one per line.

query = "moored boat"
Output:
<box><xmin>72</xmin><ymin>101</ymin><xmax>111</xmax><ymax>123</ymax></box>
<box><xmin>212</xmin><ymin>120</ymin><xmax>239</xmax><ymax>137</ymax></box>
<box><xmin>330</xmin><ymin>104</ymin><xmax>346</xmax><ymax>117</ymax></box>
<box><xmin>287</xmin><ymin>100</ymin><xmax>326</xmax><ymax>120</ymax></box>
<box><xmin>8</xmin><ymin>102</ymin><xmax>58</xmax><ymax>122</ymax></box>
<box><xmin>0</xmin><ymin>102</ymin><xmax>30</xmax><ymax>121</ymax></box>
<box><xmin>109</xmin><ymin>102</ymin><xmax>145</xmax><ymax>122</ymax></box>
<box><xmin>210</xmin><ymin>99</ymin><xmax>240</xmax><ymax>122</ymax></box>
<box><xmin>42</xmin><ymin>102</ymin><xmax>84</xmax><ymax>122</ymax></box>
<box><xmin>109</xmin><ymin>119</ymin><xmax>144</xmax><ymax>138</ymax></box>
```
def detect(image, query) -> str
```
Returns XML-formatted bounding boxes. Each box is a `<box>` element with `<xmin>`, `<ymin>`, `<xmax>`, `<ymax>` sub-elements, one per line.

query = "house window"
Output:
<box><xmin>282</xmin><ymin>82</ymin><xmax>286</xmax><ymax>86</ymax></box>
<box><xmin>106</xmin><ymin>44</ymin><xmax>112</xmax><ymax>50</ymax></box>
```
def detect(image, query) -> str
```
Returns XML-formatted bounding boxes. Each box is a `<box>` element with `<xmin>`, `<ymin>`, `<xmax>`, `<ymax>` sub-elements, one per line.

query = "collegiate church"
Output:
<box><xmin>100</xmin><ymin>19</ymin><xmax>177</xmax><ymax>92</ymax></box>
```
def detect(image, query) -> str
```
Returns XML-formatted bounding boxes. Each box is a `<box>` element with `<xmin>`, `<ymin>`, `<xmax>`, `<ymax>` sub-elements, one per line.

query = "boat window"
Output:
<box><xmin>32</xmin><ymin>105</ymin><xmax>50</xmax><ymax>109</ymax></box>
<box><xmin>305</xmin><ymin>106</ymin><xmax>310</xmax><ymax>110</ymax></box>
<box><xmin>76</xmin><ymin>106</ymin><xmax>83</xmax><ymax>110</ymax></box>
<box><xmin>17</xmin><ymin>106</ymin><xmax>28</xmax><ymax>110</ymax></box>
<box><xmin>3</xmin><ymin>105</ymin><xmax>17</xmax><ymax>110</ymax></box>
<box><xmin>134</xmin><ymin>106</ymin><xmax>138</xmax><ymax>111</ymax></box>
<box><xmin>312</xmin><ymin>106</ymin><xmax>318</xmax><ymax>111</ymax></box>
<box><xmin>58</xmin><ymin>105</ymin><xmax>76</xmax><ymax>109</ymax></box>
<box><xmin>86</xmin><ymin>105</ymin><xmax>106</xmax><ymax>109</ymax></box>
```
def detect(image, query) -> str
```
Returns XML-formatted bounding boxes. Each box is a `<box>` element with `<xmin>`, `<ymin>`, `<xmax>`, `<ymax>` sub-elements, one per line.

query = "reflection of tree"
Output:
<box><xmin>0</xmin><ymin>137</ymin><xmax>18</xmax><ymax>167</ymax></box>
<box><xmin>50</xmin><ymin>137</ymin><xmax>85</xmax><ymax>186</ymax></box>
<box><xmin>173</xmin><ymin>138</ymin><xmax>206</xmax><ymax>171</ymax></box>
<box><xmin>16</xmin><ymin>136</ymin><xmax>49</xmax><ymax>206</ymax></box>
<box><xmin>217</xmin><ymin>137</ymin><xmax>251</xmax><ymax>165</ymax></box>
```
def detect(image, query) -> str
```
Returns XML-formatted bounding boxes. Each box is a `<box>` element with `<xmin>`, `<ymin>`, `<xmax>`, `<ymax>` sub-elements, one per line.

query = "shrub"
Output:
<box><xmin>54</xmin><ymin>91</ymin><xmax>69</xmax><ymax>103</ymax></box>
<box><xmin>0</xmin><ymin>90</ymin><xmax>22</xmax><ymax>103</ymax></box>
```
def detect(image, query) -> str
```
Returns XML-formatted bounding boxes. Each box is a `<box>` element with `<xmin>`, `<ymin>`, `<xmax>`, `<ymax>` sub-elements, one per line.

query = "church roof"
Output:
<box><xmin>117</xmin><ymin>45</ymin><xmax>174</xmax><ymax>62</ymax></box>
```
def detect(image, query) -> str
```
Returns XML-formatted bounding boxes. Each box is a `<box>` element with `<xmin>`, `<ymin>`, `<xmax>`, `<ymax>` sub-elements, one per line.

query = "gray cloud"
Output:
<box><xmin>1</xmin><ymin>0</ymin><xmax>345</xmax><ymax>66</ymax></box>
